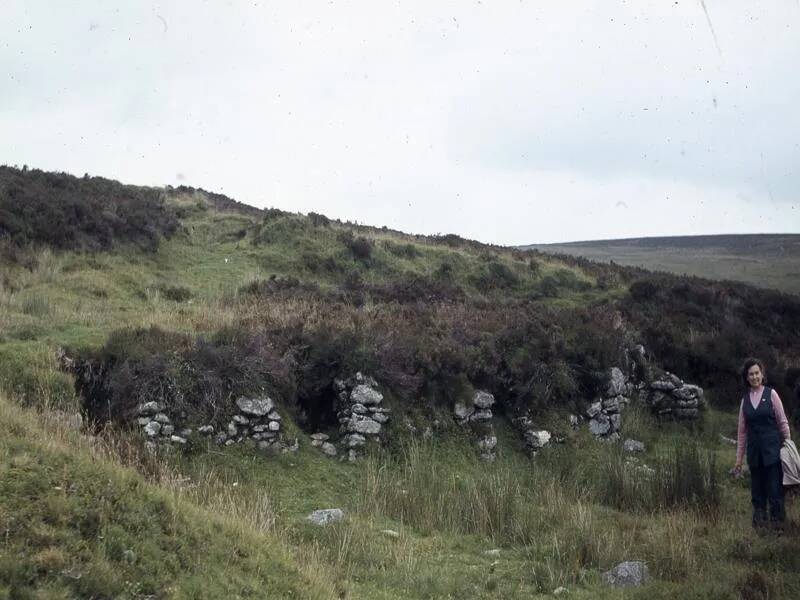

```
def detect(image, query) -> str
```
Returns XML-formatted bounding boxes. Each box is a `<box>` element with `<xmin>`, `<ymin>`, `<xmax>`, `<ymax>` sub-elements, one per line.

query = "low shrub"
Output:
<box><xmin>238</xmin><ymin>276</ymin><xmax>319</xmax><ymax>299</ymax></box>
<box><xmin>338</xmin><ymin>230</ymin><xmax>374</xmax><ymax>262</ymax></box>
<box><xmin>156</xmin><ymin>284</ymin><xmax>193</xmax><ymax>303</ymax></box>
<box><xmin>382</xmin><ymin>240</ymin><xmax>420</xmax><ymax>259</ymax></box>
<box><xmin>307</xmin><ymin>212</ymin><xmax>330</xmax><ymax>227</ymax></box>
<box><xmin>472</xmin><ymin>261</ymin><xmax>520</xmax><ymax>291</ymax></box>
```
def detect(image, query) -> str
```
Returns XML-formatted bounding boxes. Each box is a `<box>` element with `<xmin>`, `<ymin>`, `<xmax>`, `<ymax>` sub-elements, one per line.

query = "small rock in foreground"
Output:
<box><xmin>601</xmin><ymin>561</ymin><xmax>649</xmax><ymax>587</ymax></box>
<box><xmin>307</xmin><ymin>508</ymin><xmax>345</xmax><ymax>526</ymax></box>
<box><xmin>623</xmin><ymin>439</ymin><xmax>645</xmax><ymax>453</ymax></box>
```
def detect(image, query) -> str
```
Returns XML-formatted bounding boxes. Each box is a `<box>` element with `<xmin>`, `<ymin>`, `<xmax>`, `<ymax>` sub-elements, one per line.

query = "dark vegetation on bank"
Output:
<box><xmin>0</xmin><ymin>166</ymin><xmax>179</xmax><ymax>260</ymax></box>
<box><xmin>73</xmin><ymin>298</ymin><xmax>628</xmax><ymax>432</ymax></box>
<box><xmin>621</xmin><ymin>276</ymin><xmax>800</xmax><ymax>409</ymax></box>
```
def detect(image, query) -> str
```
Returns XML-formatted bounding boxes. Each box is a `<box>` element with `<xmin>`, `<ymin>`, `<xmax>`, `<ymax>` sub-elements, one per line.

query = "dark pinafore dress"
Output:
<box><xmin>743</xmin><ymin>386</ymin><xmax>781</xmax><ymax>470</ymax></box>
<box><xmin>742</xmin><ymin>386</ymin><xmax>785</xmax><ymax>526</ymax></box>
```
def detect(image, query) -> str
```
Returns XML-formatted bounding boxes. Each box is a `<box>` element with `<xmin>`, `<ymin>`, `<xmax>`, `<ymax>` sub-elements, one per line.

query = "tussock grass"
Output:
<box><xmin>600</xmin><ymin>440</ymin><xmax>720</xmax><ymax>514</ymax></box>
<box><xmin>20</xmin><ymin>293</ymin><xmax>53</xmax><ymax>317</ymax></box>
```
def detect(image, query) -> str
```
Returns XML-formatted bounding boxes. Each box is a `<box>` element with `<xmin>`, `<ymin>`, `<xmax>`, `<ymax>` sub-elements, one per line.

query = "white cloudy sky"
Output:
<box><xmin>1</xmin><ymin>1</ymin><xmax>799</xmax><ymax>244</ymax></box>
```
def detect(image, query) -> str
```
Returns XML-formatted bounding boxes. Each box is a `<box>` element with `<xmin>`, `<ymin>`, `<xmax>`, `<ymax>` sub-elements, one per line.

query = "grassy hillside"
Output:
<box><xmin>2</xmin><ymin>166</ymin><xmax>800</xmax><ymax>598</ymax></box>
<box><xmin>524</xmin><ymin>234</ymin><xmax>800</xmax><ymax>295</ymax></box>
<box><xmin>0</xmin><ymin>392</ymin><xmax>337</xmax><ymax>599</ymax></box>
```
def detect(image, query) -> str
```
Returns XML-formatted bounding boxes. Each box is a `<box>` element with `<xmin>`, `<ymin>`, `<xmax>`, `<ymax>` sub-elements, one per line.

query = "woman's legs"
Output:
<box><xmin>764</xmin><ymin>461</ymin><xmax>785</xmax><ymax>529</ymax></box>
<box><xmin>750</xmin><ymin>463</ymin><xmax>769</xmax><ymax>528</ymax></box>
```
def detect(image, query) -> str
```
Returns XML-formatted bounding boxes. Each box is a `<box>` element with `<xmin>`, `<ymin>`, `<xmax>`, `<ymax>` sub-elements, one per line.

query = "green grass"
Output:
<box><xmin>2</xmin><ymin>192</ymin><xmax>800</xmax><ymax>598</ymax></box>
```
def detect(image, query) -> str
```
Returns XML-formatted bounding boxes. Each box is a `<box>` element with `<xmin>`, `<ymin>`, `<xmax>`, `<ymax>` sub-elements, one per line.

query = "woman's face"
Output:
<box><xmin>747</xmin><ymin>364</ymin><xmax>764</xmax><ymax>389</ymax></box>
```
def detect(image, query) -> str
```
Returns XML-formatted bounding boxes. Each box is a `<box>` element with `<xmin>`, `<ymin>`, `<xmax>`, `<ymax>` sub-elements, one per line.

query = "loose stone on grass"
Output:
<box><xmin>307</xmin><ymin>508</ymin><xmax>345</xmax><ymax>526</ymax></box>
<box><xmin>601</xmin><ymin>561</ymin><xmax>649</xmax><ymax>587</ymax></box>
<box><xmin>623</xmin><ymin>439</ymin><xmax>645</xmax><ymax>453</ymax></box>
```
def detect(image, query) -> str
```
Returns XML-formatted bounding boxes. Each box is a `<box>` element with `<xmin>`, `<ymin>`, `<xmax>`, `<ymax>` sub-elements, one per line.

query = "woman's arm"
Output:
<box><xmin>736</xmin><ymin>400</ymin><xmax>746</xmax><ymax>467</ymax></box>
<box><xmin>771</xmin><ymin>389</ymin><xmax>791</xmax><ymax>440</ymax></box>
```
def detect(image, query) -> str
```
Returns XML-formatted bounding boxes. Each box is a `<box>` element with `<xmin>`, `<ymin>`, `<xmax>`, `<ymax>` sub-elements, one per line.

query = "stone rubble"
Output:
<box><xmin>134</xmin><ymin>394</ymin><xmax>296</xmax><ymax>454</ymax></box>
<box><xmin>512</xmin><ymin>413</ymin><xmax>553</xmax><ymax>457</ymax></box>
<box><xmin>454</xmin><ymin>390</ymin><xmax>498</xmax><ymax>461</ymax></box>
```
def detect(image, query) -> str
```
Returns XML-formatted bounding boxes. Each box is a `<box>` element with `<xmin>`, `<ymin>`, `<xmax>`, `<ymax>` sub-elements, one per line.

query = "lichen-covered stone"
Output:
<box><xmin>607</xmin><ymin>367</ymin><xmax>626</xmax><ymax>396</ymax></box>
<box><xmin>589</xmin><ymin>414</ymin><xmax>611</xmax><ymax>436</ymax></box>
<box><xmin>136</xmin><ymin>401</ymin><xmax>164</xmax><ymax>416</ymax></box>
<box><xmin>348</xmin><ymin>417</ymin><xmax>381</xmax><ymax>435</ymax></box>
<box><xmin>350</xmin><ymin>384</ymin><xmax>383</xmax><ymax>406</ymax></box>
<box><xmin>235</xmin><ymin>396</ymin><xmax>275</xmax><ymax>416</ymax></box>
<box><xmin>454</xmin><ymin>402</ymin><xmax>473</xmax><ymax>420</ymax></box>
<box><xmin>473</xmin><ymin>390</ymin><xmax>495</xmax><ymax>409</ymax></box>
<box><xmin>307</xmin><ymin>508</ymin><xmax>345</xmax><ymax>526</ymax></box>
<box><xmin>524</xmin><ymin>430</ymin><xmax>551</xmax><ymax>448</ymax></box>
<box><xmin>601</xmin><ymin>561</ymin><xmax>649</xmax><ymax>588</ymax></box>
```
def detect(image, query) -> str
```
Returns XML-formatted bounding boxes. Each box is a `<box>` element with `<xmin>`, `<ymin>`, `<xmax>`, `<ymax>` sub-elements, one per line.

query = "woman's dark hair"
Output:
<box><xmin>741</xmin><ymin>357</ymin><xmax>767</xmax><ymax>387</ymax></box>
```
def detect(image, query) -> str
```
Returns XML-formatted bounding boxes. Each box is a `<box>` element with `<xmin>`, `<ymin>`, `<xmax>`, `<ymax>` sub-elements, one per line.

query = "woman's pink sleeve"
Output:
<box><xmin>736</xmin><ymin>401</ymin><xmax>746</xmax><ymax>465</ymax></box>
<box><xmin>771</xmin><ymin>390</ymin><xmax>791</xmax><ymax>440</ymax></box>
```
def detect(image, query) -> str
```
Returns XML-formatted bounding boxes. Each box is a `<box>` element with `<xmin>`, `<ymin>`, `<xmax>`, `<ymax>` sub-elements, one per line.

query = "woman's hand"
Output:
<box><xmin>730</xmin><ymin>463</ymin><xmax>744</xmax><ymax>478</ymax></box>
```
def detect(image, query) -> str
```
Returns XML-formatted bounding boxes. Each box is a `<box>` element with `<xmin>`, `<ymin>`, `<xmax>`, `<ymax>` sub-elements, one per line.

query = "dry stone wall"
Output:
<box><xmin>645</xmin><ymin>373</ymin><xmax>704</xmax><ymax>419</ymax></box>
<box><xmin>134</xmin><ymin>395</ymin><xmax>298</xmax><ymax>454</ymax></box>
<box><xmin>585</xmin><ymin>367</ymin><xmax>635</xmax><ymax>441</ymax></box>
<box><xmin>454</xmin><ymin>390</ymin><xmax>497</xmax><ymax>461</ymax></box>
<box><xmin>331</xmin><ymin>373</ymin><xmax>390</xmax><ymax>461</ymax></box>
<box><xmin>119</xmin><ymin>347</ymin><xmax>703</xmax><ymax>463</ymax></box>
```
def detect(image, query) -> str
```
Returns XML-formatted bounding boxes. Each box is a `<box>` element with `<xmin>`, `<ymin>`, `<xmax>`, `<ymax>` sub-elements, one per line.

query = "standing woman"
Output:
<box><xmin>733</xmin><ymin>358</ymin><xmax>792</xmax><ymax>530</ymax></box>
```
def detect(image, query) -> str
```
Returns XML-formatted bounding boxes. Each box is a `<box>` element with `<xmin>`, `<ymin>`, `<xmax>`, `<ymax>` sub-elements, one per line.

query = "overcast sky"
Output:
<box><xmin>2</xmin><ymin>1</ymin><xmax>799</xmax><ymax>244</ymax></box>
